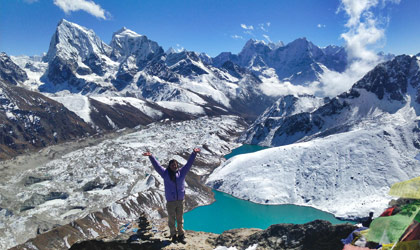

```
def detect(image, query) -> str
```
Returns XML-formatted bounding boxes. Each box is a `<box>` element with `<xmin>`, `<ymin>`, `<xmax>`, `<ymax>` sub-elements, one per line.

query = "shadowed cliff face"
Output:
<box><xmin>0</xmin><ymin>80</ymin><xmax>96</xmax><ymax>160</ymax></box>
<box><xmin>0</xmin><ymin>52</ymin><xmax>28</xmax><ymax>85</ymax></box>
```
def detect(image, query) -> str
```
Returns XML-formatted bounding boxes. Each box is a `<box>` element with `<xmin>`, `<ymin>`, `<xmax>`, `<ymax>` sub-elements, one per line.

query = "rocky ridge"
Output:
<box><xmin>61</xmin><ymin>216</ymin><xmax>355</xmax><ymax>250</ymax></box>
<box><xmin>0</xmin><ymin>52</ymin><xmax>28</xmax><ymax>85</ymax></box>
<box><xmin>12</xmin><ymin>209</ymin><xmax>356</xmax><ymax>250</ymax></box>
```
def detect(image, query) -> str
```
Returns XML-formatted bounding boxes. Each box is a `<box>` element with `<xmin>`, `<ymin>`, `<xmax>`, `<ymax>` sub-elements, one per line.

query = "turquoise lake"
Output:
<box><xmin>184</xmin><ymin>190</ymin><xmax>350</xmax><ymax>234</ymax></box>
<box><xmin>224</xmin><ymin>144</ymin><xmax>268</xmax><ymax>160</ymax></box>
<box><xmin>183</xmin><ymin>144</ymin><xmax>351</xmax><ymax>234</ymax></box>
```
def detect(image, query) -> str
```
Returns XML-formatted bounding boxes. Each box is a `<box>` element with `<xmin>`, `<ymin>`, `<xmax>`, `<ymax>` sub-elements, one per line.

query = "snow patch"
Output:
<box><xmin>88</xmin><ymin>228</ymin><xmax>99</xmax><ymax>238</ymax></box>
<box><xmin>49</xmin><ymin>94</ymin><xmax>92</xmax><ymax>123</ymax></box>
<box><xmin>209</xmin><ymin>119</ymin><xmax>420</xmax><ymax>219</ymax></box>
<box><xmin>156</xmin><ymin>101</ymin><xmax>205</xmax><ymax>115</ymax></box>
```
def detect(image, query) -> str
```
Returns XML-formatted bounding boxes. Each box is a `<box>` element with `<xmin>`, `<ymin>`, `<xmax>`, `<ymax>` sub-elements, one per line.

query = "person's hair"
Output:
<box><xmin>167</xmin><ymin>159</ymin><xmax>178</xmax><ymax>169</ymax></box>
<box><xmin>167</xmin><ymin>159</ymin><xmax>179</xmax><ymax>182</ymax></box>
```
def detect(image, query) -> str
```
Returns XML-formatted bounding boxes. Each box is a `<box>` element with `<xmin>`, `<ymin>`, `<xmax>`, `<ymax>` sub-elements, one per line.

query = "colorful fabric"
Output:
<box><xmin>400</xmin><ymin>221</ymin><xmax>420</xmax><ymax>241</ymax></box>
<box><xmin>366</xmin><ymin>203</ymin><xmax>420</xmax><ymax>244</ymax></box>
<box><xmin>342</xmin><ymin>244</ymin><xmax>371</xmax><ymax>250</ymax></box>
<box><xmin>382</xmin><ymin>240</ymin><xmax>420</xmax><ymax>250</ymax></box>
<box><xmin>389</xmin><ymin>176</ymin><xmax>420</xmax><ymax>199</ymax></box>
<box><xmin>341</xmin><ymin>227</ymin><xmax>368</xmax><ymax>245</ymax></box>
<box><xmin>381</xmin><ymin>207</ymin><xmax>396</xmax><ymax>217</ymax></box>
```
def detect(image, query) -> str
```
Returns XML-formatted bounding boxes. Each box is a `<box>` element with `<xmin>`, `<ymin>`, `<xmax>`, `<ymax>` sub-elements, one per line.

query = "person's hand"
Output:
<box><xmin>193</xmin><ymin>148</ymin><xmax>200</xmax><ymax>153</ymax></box>
<box><xmin>143</xmin><ymin>152</ymin><xmax>152</xmax><ymax>156</ymax></box>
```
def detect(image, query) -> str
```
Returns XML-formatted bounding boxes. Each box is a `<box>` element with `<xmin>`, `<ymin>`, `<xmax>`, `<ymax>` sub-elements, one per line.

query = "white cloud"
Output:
<box><xmin>338</xmin><ymin>0</ymin><xmax>379</xmax><ymax>28</ymax></box>
<box><xmin>260</xmin><ymin>80</ymin><xmax>317</xmax><ymax>97</ymax></box>
<box><xmin>316</xmin><ymin>60</ymin><xmax>376</xmax><ymax>96</ymax></box>
<box><xmin>263</xmin><ymin>34</ymin><xmax>272</xmax><ymax>43</ymax></box>
<box><xmin>258</xmin><ymin>68</ymin><xmax>316</xmax><ymax>97</ymax></box>
<box><xmin>266</xmin><ymin>22</ymin><xmax>271</xmax><ymax>27</ymax></box>
<box><xmin>23</xmin><ymin>0</ymin><xmax>39</xmax><ymax>3</ymax></box>
<box><xmin>317</xmin><ymin>24</ymin><xmax>326</xmax><ymax>28</ymax></box>
<box><xmin>240</xmin><ymin>24</ymin><xmax>254</xmax><ymax>30</ymax></box>
<box><xmin>316</xmin><ymin>0</ymin><xmax>400</xmax><ymax>97</ymax></box>
<box><xmin>339</xmin><ymin>0</ymin><xmax>386</xmax><ymax>62</ymax></box>
<box><xmin>53</xmin><ymin>0</ymin><xmax>109</xmax><ymax>20</ymax></box>
<box><xmin>231</xmin><ymin>35</ymin><xmax>244</xmax><ymax>40</ymax></box>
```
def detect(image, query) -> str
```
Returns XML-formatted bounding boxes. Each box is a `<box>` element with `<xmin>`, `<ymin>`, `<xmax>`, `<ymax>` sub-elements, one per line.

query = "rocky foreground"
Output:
<box><xmin>66</xmin><ymin>214</ymin><xmax>356</xmax><ymax>250</ymax></box>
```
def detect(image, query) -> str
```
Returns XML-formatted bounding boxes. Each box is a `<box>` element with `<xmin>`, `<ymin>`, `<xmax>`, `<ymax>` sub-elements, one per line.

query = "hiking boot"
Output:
<box><xmin>171</xmin><ymin>235</ymin><xmax>177</xmax><ymax>243</ymax></box>
<box><xmin>177</xmin><ymin>234</ymin><xmax>186</xmax><ymax>244</ymax></box>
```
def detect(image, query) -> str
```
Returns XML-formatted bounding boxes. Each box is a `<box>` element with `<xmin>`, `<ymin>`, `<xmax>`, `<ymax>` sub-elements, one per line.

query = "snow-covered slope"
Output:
<box><xmin>0</xmin><ymin>53</ymin><xmax>95</xmax><ymax>159</ymax></box>
<box><xmin>10</xmin><ymin>54</ymin><xmax>48</xmax><ymax>91</ymax></box>
<box><xmin>244</xmin><ymin>55</ymin><xmax>420</xmax><ymax>147</ymax></box>
<box><xmin>240</xmin><ymin>94</ymin><xmax>328</xmax><ymax>146</ymax></box>
<box><xmin>0</xmin><ymin>115</ymin><xmax>246</xmax><ymax>249</ymax></box>
<box><xmin>207</xmin><ymin>55</ymin><xmax>420</xmax><ymax>220</ymax></box>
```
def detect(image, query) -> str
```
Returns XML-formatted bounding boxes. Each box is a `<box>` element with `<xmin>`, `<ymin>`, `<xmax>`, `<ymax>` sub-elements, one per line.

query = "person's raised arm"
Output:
<box><xmin>180</xmin><ymin>148</ymin><xmax>200</xmax><ymax>177</ymax></box>
<box><xmin>143</xmin><ymin>152</ymin><xmax>165</xmax><ymax>177</ymax></box>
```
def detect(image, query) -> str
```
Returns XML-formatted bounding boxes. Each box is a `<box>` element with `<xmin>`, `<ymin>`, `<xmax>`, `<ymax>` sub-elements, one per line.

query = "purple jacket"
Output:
<box><xmin>149</xmin><ymin>152</ymin><xmax>197</xmax><ymax>202</ymax></box>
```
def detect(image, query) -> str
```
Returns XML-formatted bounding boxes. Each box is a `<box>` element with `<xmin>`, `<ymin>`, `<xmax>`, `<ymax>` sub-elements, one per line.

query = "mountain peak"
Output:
<box><xmin>242</xmin><ymin>39</ymin><xmax>270</xmax><ymax>50</ymax></box>
<box><xmin>165</xmin><ymin>47</ymin><xmax>176</xmax><ymax>55</ymax></box>
<box><xmin>113</xmin><ymin>27</ymin><xmax>142</xmax><ymax>39</ymax></box>
<box><xmin>110</xmin><ymin>26</ymin><xmax>163</xmax><ymax>63</ymax></box>
<box><xmin>56</xmin><ymin>18</ymin><xmax>89</xmax><ymax>34</ymax></box>
<box><xmin>46</xmin><ymin>19</ymin><xmax>111</xmax><ymax>63</ymax></box>
<box><xmin>239</xmin><ymin>39</ymin><xmax>273</xmax><ymax>62</ymax></box>
<box><xmin>58</xmin><ymin>18</ymin><xmax>70</xmax><ymax>25</ymax></box>
<box><xmin>287</xmin><ymin>37</ymin><xmax>311</xmax><ymax>48</ymax></box>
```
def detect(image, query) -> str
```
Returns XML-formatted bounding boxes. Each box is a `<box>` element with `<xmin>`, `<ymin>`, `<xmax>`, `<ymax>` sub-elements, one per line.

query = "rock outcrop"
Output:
<box><xmin>0</xmin><ymin>52</ymin><xmax>28</xmax><ymax>85</ymax></box>
<box><xmin>67</xmin><ymin>217</ymin><xmax>356</xmax><ymax>250</ymax></box>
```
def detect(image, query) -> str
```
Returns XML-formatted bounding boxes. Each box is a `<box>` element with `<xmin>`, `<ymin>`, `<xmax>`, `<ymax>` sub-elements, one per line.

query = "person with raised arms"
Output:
<box><xmin>143</xmin><ymin>148</ymin><xmax>200</xmax><ymax>244</ymax></box>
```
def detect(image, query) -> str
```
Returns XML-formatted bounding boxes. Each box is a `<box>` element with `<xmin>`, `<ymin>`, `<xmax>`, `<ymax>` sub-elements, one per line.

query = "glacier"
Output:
<box><xmin>0</xmin><ymin>115</ymin><xmax>245</xmax><ymax>249</ymax></box>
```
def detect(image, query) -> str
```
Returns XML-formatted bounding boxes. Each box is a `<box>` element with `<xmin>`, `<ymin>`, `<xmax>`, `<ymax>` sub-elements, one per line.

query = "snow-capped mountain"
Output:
<box><xmin>212</xmin><ymin>38</ymin><xmax>348</xmax><ymax>85</ymax></box>
<box><xmin>0</xmin><ymin>53</ymin><xmax>96</xmax><ymax>159</ymax></box>
<box><xmin>28</xmin><ymin>19</ymin><xmax>278</xmax><ymax>119</ymax></box>
<box><xmin>207</xmin><ymin>55</ymin><xmax>420</xmax><ymax>219</ymax></box>
<box><xmin>10</xmin><ymin>19</ymin><xmax>363</xmax><ymax>126</ymax></box>
<box><xmin>110</xmin><ymin>27</ymin><xmax>163</xmax><ymax>64</ymax></box>
<box><xmin>41</xmin><ymin>19</ymin><xmax>117</xmax><ymax>93</ymax></box>
<box><xmin>245</xmin><ymin>55</ymin><xmax>420</xmax><ymax>147</ymax></box>
<box><xmin>110</xmin><ymin>27</ymin><xmax>165</xmax><ymax>89</ymax></box>
<box><xmin>1</xmin><ymin>52</ymin><xmax>216</xmax><ymax>159</ymax></box>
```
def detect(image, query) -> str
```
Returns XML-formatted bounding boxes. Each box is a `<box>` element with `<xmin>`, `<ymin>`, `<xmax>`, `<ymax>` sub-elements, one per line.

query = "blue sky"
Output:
<box><xmin>0</xmin><ymin>0</ymin><xmax>419</xmax><ymax>57</ymax></box>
